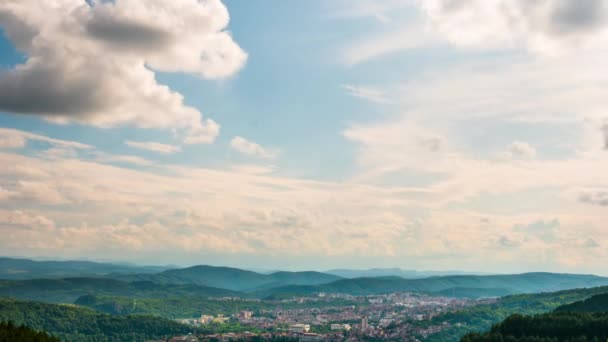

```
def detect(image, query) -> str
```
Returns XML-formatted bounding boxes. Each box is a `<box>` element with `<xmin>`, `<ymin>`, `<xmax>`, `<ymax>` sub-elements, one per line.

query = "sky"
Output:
<box><xmin>0</xmin><ymin>0</ymin><xmax>607</xmax><ymax>273</ymax></box>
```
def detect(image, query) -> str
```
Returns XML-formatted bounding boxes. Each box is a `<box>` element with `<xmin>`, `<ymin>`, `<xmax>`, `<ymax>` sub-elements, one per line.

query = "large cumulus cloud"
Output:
<box><xmin>0</xmin><ymin>0</ymin><xmax>247</xmax><ymax>143</ymax></box>
<box><xmin>420</xmin><ymin>0</ymin><xmax>608</xmax><ymax>53</ymax></box>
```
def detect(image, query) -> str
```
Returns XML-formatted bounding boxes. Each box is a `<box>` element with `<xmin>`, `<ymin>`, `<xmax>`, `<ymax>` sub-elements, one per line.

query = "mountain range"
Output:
<box><xmin>0</xmin><ymin>277</ymin><xmax>240</xmax><ymax>303</ymax></box>
<box><xmin>326</xmin><ymin>268</ymin><xmax>493</xmax><ymax>279</ymax></box>
<box><xmin>112</xmin><ymin>265</ymin><xmax>342</xmax><ymax>291</ymax></box>
<box><xmin>253</xmin><ymin>272</ymin><xmax>608</xmax><ymax>299</ymax></box>
<box><xmin>2</xmin><ymin>257</ymin><xmax>608</xmax><ymax>301</ymax></box>
<box><xmin>0</xmin><ymin>257</ymin><xmax>171</xmax><ymax>280</ymax></box>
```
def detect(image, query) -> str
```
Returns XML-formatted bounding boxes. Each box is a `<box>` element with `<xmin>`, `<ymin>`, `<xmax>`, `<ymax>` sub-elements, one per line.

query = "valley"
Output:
<box><xmin>2</xmin><ymin>258</ymin><xmax>608</xmax><ymax>341</ymax></box>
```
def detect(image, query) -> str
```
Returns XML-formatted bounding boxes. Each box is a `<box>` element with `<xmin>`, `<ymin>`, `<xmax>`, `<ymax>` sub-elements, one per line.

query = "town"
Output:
<box><xmin>164</xmin><ymin>292</ymin><xmax>496</xmax><ymax>341</ymax></box>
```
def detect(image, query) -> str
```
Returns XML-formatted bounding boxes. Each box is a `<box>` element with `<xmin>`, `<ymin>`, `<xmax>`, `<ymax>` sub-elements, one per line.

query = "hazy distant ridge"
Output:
<box><xmin>256</xmin><ymin>272</ymin><xmax>608</xmax><ymax>298</ymax></box>
<box><xmin>0</xmin><ymin>257</ymin><xmax>171</xmax><ymax>280</ymax></box>
<box><xmin>114</xmin><ymin>265</ymin><xmax>343</xmax><ymax>291</ymax></box>
<box><xmin>3</xmin><ymin>258</ymin><xmax>608</xmax><ymax>300</ymax></box>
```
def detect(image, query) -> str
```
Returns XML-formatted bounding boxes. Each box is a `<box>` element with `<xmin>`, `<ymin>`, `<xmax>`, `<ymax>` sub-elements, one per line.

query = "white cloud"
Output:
<box><xmin>96</xmin><ymin>154</ymin><xmax>155</xmax><ymax>167</ymax></box>
<box><xmin>340</xmin><ymin>0</ymin><xmax>608</xmax><ymax>66</ymax></box>
<box><xmin>506</xmin><ymin>141</ymin><xmax>537</xmax><ymax>159</ymax></box>
<box><xmin>579</xmin><ymin>189</ymin><xmax>608</xmax><ymax>207</ymax></box>
<box><xmin>230</xmin><ymin>136</ymin><xmax>278</xmax><ymax>159</ymax></box>
<box><xmin>0</xmin><ymin>128</ymin><xmax>92</xmax><ymax>150</ymax></box>
<box><xmin>419</xmin><ymin>0</ymin><xmax>608</xmax><ymax>54</ymax></box>
<box><xmin>0</xmin><ymin>0</ymin><xmax>247</xmax><ymax>144</ymax></box>
<box><xmin>602</xmin><ymin>121</ymin><xmax>608</xmax><ymax>149</ymax></box>
<box><xmin>125</xmin><ymin>140</ymin><xmax>181</xmax><ymax>154</ymax></box>
<box><xmin>0</xmin><ymin>131</ymin><xmax>607</xmax><ymax>271</ymax></box>
<box><xmin>343</xmin><ymin>118</ymin><xmax>453</xmax><ymax>178</ymax></box>
<box><xmin>229</xmin><ymin>164</ymin><xmax>277</xmax><ymax>175</ymax></box>
<box><xmin>341</xmin><ymin>25</ymin><xmax>432</xmax><ymax>65</ymax></box>
<box><xmin>0</xmin><ymin>186</ymin><xmax>15</xmax><ymax>201</ymax></box>
<box><xmin>0</xmin><ymin>210</ymin><xmax>55</xmax><ymax>230</ymax></box>
<box><xmin>0</xmin><ymin>133</ymin><xmax>26</xmax><ymax>149</ymax></box>
<box><xmin>341</xmin><ymin>84</ymin><xmax>391</xmax><ymax>104</ymax></box>
<box><xmin>328</xmin><ymin>0</ymin><xmax>415</xmax><ymax>24</ymax></box>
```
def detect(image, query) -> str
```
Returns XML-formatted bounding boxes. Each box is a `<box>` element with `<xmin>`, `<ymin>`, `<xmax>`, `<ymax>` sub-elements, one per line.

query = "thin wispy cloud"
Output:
<box><xmin>230</xmin><ymin>136</ymin><xmax>278</xmax><ymax>159</ymax></box>
<box><xmin>125</xmin><ymin>140</ymin><xmax>181</xmax><ymax>154</ymax></box>
<box><xmin>341</xmin><ymin>84</ymin><xmax>391</xmax><ymax>104</ymax></box>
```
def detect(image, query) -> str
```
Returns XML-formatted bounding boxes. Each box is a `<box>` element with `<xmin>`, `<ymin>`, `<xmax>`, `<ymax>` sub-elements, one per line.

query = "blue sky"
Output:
<box><xmin>0</xmin><ymin>0</ymin><xmax>607</xmax><ymax>273</ymax></box>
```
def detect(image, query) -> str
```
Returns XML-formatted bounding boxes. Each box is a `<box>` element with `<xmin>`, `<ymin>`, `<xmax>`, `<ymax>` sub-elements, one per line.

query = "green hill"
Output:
<box><xmin>0</xmin><ymin>321</ymin><xmax>59</xmax><ymax>342</ymax></box>
<box><xmin>0</xmin><ymin>277</ymin><xmax>241</xmax><ymax>303</ymax></box>
<box><xmin>555</xmin><ymin>293</ymin><xmax>608</xmax><ymax>313</ymax></box>
<box><xmin>418</xmin><ymin>286</ymin><xmax>608</xmax><ymax>342</ymax></box>
<box><xmin>431</xmin><ymin>287</ymin><xmax>515</xmax><ymax>298</ymax></box>
<box><xmin>457</xmin><ymin>288</ymin><xmax>608</xmax><ymax>342</ymax></box>
<box><xmin>0</xmin><ymin>298</ymin><xmax>196</xmax><ymax>341</ymax></box>
<box><xmin>116</xmin><ymin>265</ymin><xmax>342</xmax><ymax>291</ymax></box>
<box><xmin>326</xmin><ymin>268</ymin><xmax>491</xmax><ymax>279</ymax></box>
<box><xmin>259</xmin><ymin>273</ymin><xmax>608</xmax><ymax>298</ymax></box>
<box><xmin>461</xmin><ymin>312</ymin><xmax>608</xmax><ymax>342</ymax></box>
<box><xmin>0</xmin><ymin>257</ymin><xmax>170</xmax><ymax>280</ymax></box>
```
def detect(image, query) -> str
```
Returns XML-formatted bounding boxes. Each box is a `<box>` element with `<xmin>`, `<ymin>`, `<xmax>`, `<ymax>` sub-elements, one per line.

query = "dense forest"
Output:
<box><xmin>0</xmin><ymin>298</ymin><xmax>197</xmax><ymax>341</ymax></box>
<box><xmin>555</xmin><ymin>293</ymin><xmax>608</xmax><ymax>313</ymax></box>
<box><xmin>461</xmin><ymin>312</ymin><xmax>608</xmax><ymax>342</ymax></box>
<box><xmin>418</xmin><ymin>286</ymin><xmax>608</xmax><ymax>342</ymax></box>
<box><xmin>0</xmin><ymin>321</ymin><xmax>59</xmax><ymax>342</ymax></box>
<box><xmin>458</xmin><ymin>286</ymin><xmax>608</xmax><ymax>342</ymax></box>
<box><xmin>0</xmin><ymin>277</ymin><xmax>240</xmax><ymax>303</ymax></box>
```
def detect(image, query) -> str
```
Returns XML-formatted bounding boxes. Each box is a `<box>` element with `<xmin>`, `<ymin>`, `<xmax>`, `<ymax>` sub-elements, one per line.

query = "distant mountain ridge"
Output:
<box><xmin>114</xmin><ymin>265</ymin><xmax>343</xmax><ymax>291</ymax></box>
<box><xmin>3</xmin><ymin>257</ymin><xmax>608</xmax><ymax>301</ymax></box>
<box><xmin>254</xmin><ymin>272</ymin><xmax>608</xmax><ymax>298</ymax></box>
<box><xmin>0</xmin><ymin>277</ymin><xmax>240</xmax><ymax>303</ymax></box>
<box><xmin>0</xmin><ymin>257</ymin><xmax>171</xmax><ymax>280</ymax></box>
<box><xmin>326</xmin><ymin>268</ymin><xmax>493</xmax><ymax>279</ymax></box>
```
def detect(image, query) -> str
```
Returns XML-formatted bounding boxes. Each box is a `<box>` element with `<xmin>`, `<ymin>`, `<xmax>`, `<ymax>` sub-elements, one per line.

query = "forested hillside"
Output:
<box><xmin>461</xmin><ymin>312</ymin><xmax>608</xmax><ymax>342</ymax></box>
<box><xmin>0</xmin><ymin>298</ymin><xmax>196</xmax><ymax>342</ymax></box>
<box><xmin>420</xmin><ymin>286</ymin><xmax>608</xmax><ymax>342</ymax></box>
<box><xmin>555</xmin><ymin>293</ymin><xmax>608</xmax><ymax>313</ymax></box>
<box><xmin>0</xmin><ymin>277</ymin><xmax>240</xmax><ymax>303</ymax></box>
<box><xmin>0</xmin><ymin>321</ymin><xmax>59</xmax><ymax>342</ymax></box>
<box><xmin>456</xmin><ymin>285</ymin><xmax>608</xmax><ymax>342</ymax></box>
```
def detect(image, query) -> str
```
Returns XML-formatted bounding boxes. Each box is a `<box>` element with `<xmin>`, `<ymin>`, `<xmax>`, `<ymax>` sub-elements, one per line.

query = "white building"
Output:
<box><xmin>239</xmin><ymin>310</ymin><xmax>253</xmax><ymax>320</ymax></box>
<box><xmin>331</xmin><ymin>323</ymin><xmax>351</xmax><ymax>331</ymax></box>
<box><xmin>200</xmin><ymin>315</ymin><xmax>214</xmax><ymax>324</ymax></box>
<box><xmin>290</xmin><ymin>324</ymin><xmax>311</xmax><ymax>333</ymax></box>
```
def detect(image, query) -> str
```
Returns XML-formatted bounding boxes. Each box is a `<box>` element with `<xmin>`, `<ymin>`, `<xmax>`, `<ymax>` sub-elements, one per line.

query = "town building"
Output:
<box><xmin>200</xmin><ymin>315</ymin><xmax>214</xmax><ymax>324</ymax></box>
<box><xmin>300</xmin><ymin>333</ymin><xmax>322</xmax><ymax>341</ymax></box>
<box><xmin>330</xmin><ymin>323</ymin><xmax>351</xmax><ymax>331</ymax></box>
<box><xmin>290</xmin><ymin>323</ymin><xmax>311</xmax><ymax>333</ymax></box>
<box><xmin>361</xmin><ymin>316</ymin><xmax>369</xmax><ymax>330</ymax></box>
<box><xmin>239</xmin><ymin>310</ymin><xmax>253</xmax><ymax>320</ymax></box>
